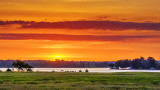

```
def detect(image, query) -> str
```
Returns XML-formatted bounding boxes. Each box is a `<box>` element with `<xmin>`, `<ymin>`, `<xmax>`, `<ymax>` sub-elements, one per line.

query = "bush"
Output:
<box><xmin>79</xmin><ymin>70</ymin><xmax>82</xmax><ymax>72</ymax></box>
<box><xmin>27</xmin><ymin>68</ymin><xmax>33</xmax><ymax>72</ymax></box>
<box><xmin>52</xmin><ymin>70</ymin><xmax>56</xmax><ymax>72</ymax></box>
<box><xmin>85</xmin><ymin>69</ymin><xmax>89</xmax><ymax>72</ymax></box>
<box><xmin>6</xmin><ymin>68</ymin><xmax>12</xmax><ymax>72</ymax></box>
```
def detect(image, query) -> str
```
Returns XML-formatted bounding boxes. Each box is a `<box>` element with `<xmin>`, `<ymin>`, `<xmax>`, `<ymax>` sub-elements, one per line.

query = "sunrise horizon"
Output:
<box><xmin>0</xmin><ymin>56</ymin><xmax>159</xmax><ymax>62</ymax></box>
<box><xmin>1</xmin><ymin>0</ymin><xmax>160</xmax><ymax>62</ymax></box>
<box><xmin>1</xmin><ymin>1</ymin><xmax>160</xmax><ymax>89</ymax></box>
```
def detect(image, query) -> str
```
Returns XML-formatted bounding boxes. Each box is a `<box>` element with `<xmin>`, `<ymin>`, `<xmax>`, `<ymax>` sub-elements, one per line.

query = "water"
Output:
<box><xmin>1</xmin><ymin>68</ymin><xmax>160</xmax><ymax>73</ymax></box>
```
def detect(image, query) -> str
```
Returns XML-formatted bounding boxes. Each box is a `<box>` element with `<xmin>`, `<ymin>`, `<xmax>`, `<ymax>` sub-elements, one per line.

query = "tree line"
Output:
<box><xmin>0</xmin><ymin>57</ymin><xmax>160</xmax><ymax>69</ymax></box>
<box><xmin>109</xmin><ymin>57</ymin><xmax>160</xmax><ymax>70</ymax></box>
<box><xmin>0</xmin><ymin>59</ymin><xmax>109</xmax><ymax>68</ymax></box>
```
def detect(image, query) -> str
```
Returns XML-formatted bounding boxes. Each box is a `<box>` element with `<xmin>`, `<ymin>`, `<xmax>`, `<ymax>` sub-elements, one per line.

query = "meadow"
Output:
<box><xmin>0</xmin><ymin>72</ymin><xmax>160</xmax><ymax>90</ymax></box>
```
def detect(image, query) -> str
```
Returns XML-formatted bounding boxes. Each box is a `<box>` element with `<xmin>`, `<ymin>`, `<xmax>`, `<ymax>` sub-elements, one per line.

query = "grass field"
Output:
<box><xmin>0</xmin><ymin>72</ymin><xmax>160</xmax><ymax>90</ymax></box>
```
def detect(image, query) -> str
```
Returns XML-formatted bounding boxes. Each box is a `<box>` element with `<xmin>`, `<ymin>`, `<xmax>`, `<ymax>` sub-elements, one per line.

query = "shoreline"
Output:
<box><xmin>1</xmin><ymin>68</ymin><xmax>160</xmax><ymax>73</ymax></box>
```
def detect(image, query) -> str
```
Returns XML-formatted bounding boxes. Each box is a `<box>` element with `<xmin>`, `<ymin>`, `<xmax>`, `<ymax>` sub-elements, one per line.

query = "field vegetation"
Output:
<box><xmin>0</xmin><ymin>72</ymin><xmax>160</xmax><ymax>90</ymax></box>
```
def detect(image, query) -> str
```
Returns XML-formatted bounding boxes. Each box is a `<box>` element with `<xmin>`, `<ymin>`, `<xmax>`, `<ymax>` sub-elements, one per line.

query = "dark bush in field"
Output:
<box><xmin>85</xmin><ymin>69</ymin><xmax>89</xmax><ymax>72</ymax></box>
<box><xmin>6</xmin><ymin>68</ymin><xmax>12</xmax><ymax>72</ymax></box>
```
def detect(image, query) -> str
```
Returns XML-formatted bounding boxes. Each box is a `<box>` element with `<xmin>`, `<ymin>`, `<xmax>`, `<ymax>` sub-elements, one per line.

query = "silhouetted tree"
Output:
<box><xmin>131</xmin><ymin>58</ymin><xmax>142</xmax><ymax>69</ymax></box>
<box><xmin>139</xmin><ymin>57</ymin><xmax>149</xmax><ymax>69</ymax></box>
<box><xmin>156</xmin><ymin>63</ymin><xmax>160</xmax><ymax>70</ymax></box>
<box><xmin>141</xmin><ymin>60</ymin><xmax>150</xmax><ymax>69</ymax></box>
<box><xmin>109</xmin><ymin>63</ymin><xmax>115</xmax><ymax>69</ymax></box>
<box><xmin>12</xmin><ymin>60</ymin><xmax>33</xmax><ymax>71</ymax></box>
<box><xmin>147</xmin><ymin>57</ymin><xmax>157</xmax><ymax>68</ymax></box>
<box><xmin>115</xmin><ymin>60</ymin><xmax>131</xmax><ymax>69</ymax></box>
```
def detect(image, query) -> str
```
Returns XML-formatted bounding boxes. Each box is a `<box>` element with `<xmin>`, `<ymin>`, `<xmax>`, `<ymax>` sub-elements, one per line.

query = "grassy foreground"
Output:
<box><xmin>0</xmin><ymin>72</ymin><xmax>160</xmax><ymax>90</ymax></box>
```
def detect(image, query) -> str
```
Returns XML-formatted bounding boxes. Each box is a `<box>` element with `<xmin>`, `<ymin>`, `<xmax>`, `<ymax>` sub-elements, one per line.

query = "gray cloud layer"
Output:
<box><xmin>1</xmin><ymin>20</ymin><xmax>160</xmax><ymax>31</ymax></box>
<box><xmin>0</xmin><ymin>33</ymin><xmax>159</xmax><ymax>41</ymax></box>
<box><xmin>21</xmin><ymin>21</ymin><xmax>160</xmax><ymax>31</ymax></box>
<box><xmin>0</xmin><ymin>21</ymin><xmax>34</xmax><ymax>25</ymax></box>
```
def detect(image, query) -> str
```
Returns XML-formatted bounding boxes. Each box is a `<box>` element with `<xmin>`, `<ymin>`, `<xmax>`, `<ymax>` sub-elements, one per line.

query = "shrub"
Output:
<box><xmin>27</xmin><ymin>68</ymin><xmax>33</xmax><ymax>72</ymax></box>
<box><xmin>6</xmin><ymin>68</ymin><xmax>12</xmax><ymax>72</ymax></box>
<box><xmin>85</xmin><ymin>69</ymin><xmax>89</xmax><ymax>72</ymax></box>
<box><xmin>79</xmin><ymin>70</ymin><xmax>82</xmax><ymax>72</ymax></box>
<box><xmin>52</xmin><ymin>70</ymin><xmax>56</xmax><ymax>72</ymax></box>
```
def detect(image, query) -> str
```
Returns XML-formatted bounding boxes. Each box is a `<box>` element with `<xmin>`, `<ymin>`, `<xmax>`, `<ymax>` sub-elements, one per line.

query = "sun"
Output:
<box><xmin>53</xmin><ymin>55</ymin><xmax>65</xmax><ymax>59</ymax></box>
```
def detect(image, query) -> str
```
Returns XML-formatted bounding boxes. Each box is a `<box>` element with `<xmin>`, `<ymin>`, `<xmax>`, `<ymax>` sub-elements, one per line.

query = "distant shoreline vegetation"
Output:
<box><xmin>109</xmin><ymin>57</ymin><xmax>160</xmax><ymax>70</ymax></box>
<box><xmin>0</xmin><ymin>59</ymin><xmax>109</xmax><ymax>68</ymax></box>
<box><xmin>0</xmin><ymin>57</ymin><xmax>159</xmax><ymax>70</ymax></box>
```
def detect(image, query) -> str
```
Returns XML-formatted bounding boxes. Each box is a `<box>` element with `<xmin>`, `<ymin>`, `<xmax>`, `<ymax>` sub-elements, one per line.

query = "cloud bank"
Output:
<box><xmin>0</xmin><ymin>33</ymin><xmax>159</xmax><ymax>41</ymax></box>
<box><xmin>0</xmin><ymin>21</ymin><xmax>34</xmax><ymax>25</ymax></box>
<box><xmin>21</xmin><ymin>21</ymin><xmax>160</xmax><ymax>31</ymax></box>
<box><xmin>1</xmin><ymin>20</ymin><xmax>160</xmax><ymax>31</ymax></box>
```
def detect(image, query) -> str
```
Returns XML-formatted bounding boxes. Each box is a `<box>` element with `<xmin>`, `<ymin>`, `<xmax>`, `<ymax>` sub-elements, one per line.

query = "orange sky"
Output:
<box><xmin>0</xmin><ymin>0</ymin><xmax>160</xmax><ymax>61</ymax></box>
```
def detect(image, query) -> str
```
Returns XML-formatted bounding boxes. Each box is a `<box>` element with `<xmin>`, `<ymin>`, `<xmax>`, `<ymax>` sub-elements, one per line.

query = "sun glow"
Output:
<box><xmin>53</xmin><ymin>55</ymin><xmax>65</xmax><ymax>59</ymax></box>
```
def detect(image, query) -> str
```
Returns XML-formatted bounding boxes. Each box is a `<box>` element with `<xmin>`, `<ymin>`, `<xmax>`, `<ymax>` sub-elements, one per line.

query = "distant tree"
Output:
<box><xmin>139</xmin><ymin>57</ymin><xmax>145</xmax><ymax>60</ymax></box>
<box><xmin>115</xmin><ymin>62</ymin><xmax>120</xmax><ymax>69</ymax></box>
<box><xmin>24</xmin><ymin>63</ymin><xmax>33</xmax><ymax>69</ymax></box>
<box><xmin>109</xmin><ymin>63</ymin><xmax>115</xmax><ymax>69</ymax></box>
<box><xmin>131</xmin><ymin>58</ymin><xmax>142</xmax><ymax>69</ymax></box>
<box><xmin>156</xmin><ymin>63</ymin><xmax>160</xmax><ymax>70</ymax></box>
<box><xmin>147</xmin><ymin>57</ymin><xmax>157</xmax><ymax>68</ymax></box>
<box><xmin>141</xmin><ymin>60</ymin><xmax>150</xmax><ymax>69</ymax></box>
<box><xmin>12</xmin><ymin>60</ymin><xmax>33</xmax><ymax>71</ymax></box>
<box><xmin>115</xmin><ymin>60</ymin><xmax>131</xmax><ymax>69</ymax></box>
<box><xmin>139</xmin><ymin>57</ymin><xmax>149</xmax><ymax>69</ymax></box>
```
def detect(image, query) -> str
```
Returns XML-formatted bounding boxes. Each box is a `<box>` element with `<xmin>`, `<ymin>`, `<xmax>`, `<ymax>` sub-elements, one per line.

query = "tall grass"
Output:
<box><xmin>0</xmin><ymin>72</ymin><xmax>159</xmax><ymax>90</ymax></box>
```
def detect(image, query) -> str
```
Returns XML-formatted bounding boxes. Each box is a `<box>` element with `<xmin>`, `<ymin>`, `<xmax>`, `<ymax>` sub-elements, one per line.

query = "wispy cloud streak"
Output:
<box><xmin>0</xmin><ymin>33</ymin><xmax>159</xmax><ymax>41</ymax></box>
<box><xmin>1</xmin><ymin>20</ymin><xmax>160</xmax><ymax>31</ymax></box>
<box><xmin>21</xmin><ymin>21</ymin><xmax>160</xmax><ymax>31</ymax></box>
<box><xmin>0</xmin><ymin>21</ymin><xmax>34</xmax><ymax>25</ymax></box>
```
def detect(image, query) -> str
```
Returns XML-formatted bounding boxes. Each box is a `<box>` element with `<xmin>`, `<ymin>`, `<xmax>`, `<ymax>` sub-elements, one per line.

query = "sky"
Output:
<box><xmin>0</xmin><ymin>0</ymin><xmax>160</xmax><ymax>61</ymax></box>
